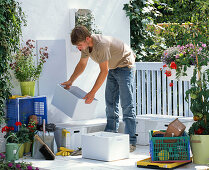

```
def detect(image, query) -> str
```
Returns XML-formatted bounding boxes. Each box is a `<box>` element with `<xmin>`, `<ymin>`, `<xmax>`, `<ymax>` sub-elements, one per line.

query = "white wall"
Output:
<box><xmin>14</xmin><ymin>0</ymin><xmax>130</xmax><ymax>122</ymax></box>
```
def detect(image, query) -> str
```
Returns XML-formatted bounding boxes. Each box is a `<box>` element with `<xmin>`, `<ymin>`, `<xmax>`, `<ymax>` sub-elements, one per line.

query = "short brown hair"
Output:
<box><xmin>70</xmin><ymin>25</ymin><xmax>91</xmax><ymax>45</ymax></box>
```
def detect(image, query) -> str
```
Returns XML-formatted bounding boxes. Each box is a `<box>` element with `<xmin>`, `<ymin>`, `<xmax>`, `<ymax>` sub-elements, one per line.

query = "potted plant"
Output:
<box><xmin>161</xmin><ymin>41</ymin><xmax>209</xmax><ymax>164</ymax></box>
<box><xmin>10</xmin><ymin>40</ymin><xmax>49</xmax><ymax>96</ymax></box>
<box><xmin>2</xmin><ymin>121</ymin><xmax>37</xmax><ymax>160</ymax></box>
<box><xmin>161</xmin><ymin>42</ymin><xmax>209</xmax><ymax>81</ymax></box>
<box><xmin>185</xmin><ymin>66</ymin><xmax>209</xmax><ymax>165</ymax></box>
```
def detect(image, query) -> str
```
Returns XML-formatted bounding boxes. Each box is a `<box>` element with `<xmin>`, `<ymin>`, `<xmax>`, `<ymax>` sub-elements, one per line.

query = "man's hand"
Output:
<box><xmin>83</xmin><ymin>91</ymin><xmax>95</xmax><ymax>104</ymax></box>
<box><xmin>61</xmin><ymin>81</ymin><xmax>72</xmax><ymax>89</ymax></box>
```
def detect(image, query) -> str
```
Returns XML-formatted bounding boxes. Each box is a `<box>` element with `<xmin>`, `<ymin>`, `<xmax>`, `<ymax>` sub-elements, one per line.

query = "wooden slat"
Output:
<box><xmin>152</xmin><ymin>70</ymin><xmax>156</xmax><ymax>115</ymax></box>
<box><xmin>188</xmin><ymin>82</ymin><xmax>193</xmax><ymax>117</ymax></box>
<box><xmin>137</xmin><ymin>70</ymin><xmax>141</xmax><ymax>115</ymax></box>
<box><xmin>147</xmin><ymin>71</ymin><xmax>151</xmax><ymax>114</ymax></box>
<box><xmin>167</xmin><ymin>77</ymin><xmax>172</xmax><ymax>116</ymax></box>
<box><xmin>157</xmin><ymin>71</ymin><xmax>162</xmax><ymax>115</ymax></box>
<box><xmin>173</xmin><ymin>80</ymin><xmax>178</xmax><ymax>116</ymax></box>
<box><xmin>178</xmin><ymin>81</ymin><xmax>183</xmax><ymax>116</ymax></box>
<box><xmin>133</xmin><ymin>72</ymin><xmax>136</xmax><ymax>113</ymax></box>
<box><xmin>184</xmin><ymin>81</ymin><xmax>189</xmax><ymax>117</ymax></box>
<box><xmin>142</xmin><ymin>71</ymin><xmax>146</xmax><ymax>114</ymax></box>
<box><xmin>135</xmin><ymin>62</ymin><xmax>164</xmax><ymax>70</ymax></box>
<box><xmin>162</xmin><ymin>73</ymin><xmax>167</xmax><ymax>115</ymax></box>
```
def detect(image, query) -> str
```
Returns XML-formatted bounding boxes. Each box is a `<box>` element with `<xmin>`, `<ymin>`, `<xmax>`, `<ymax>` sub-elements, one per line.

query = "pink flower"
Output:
<box><xmin>27</xmin><ymin>165</ymin><xmax>33</xmax><ymax>170</ymax></box>
<box><xmin>202</xmin><ymin>43</ymin><xmax>206</xmax><ymax>47</ymax></box>
<box><xmin>16</xmin><ymin>164</ymin><xmax>21</xmax><ymax>168</ymax></box>
<box><xmin>8</xmin><ymin>163</ymin><xmax>13</xmax><ymax>167</ymax></box>
<box><xmin>0</xmin><ymin>153</ymin><xmax>5</xmax><ymax>159</ymax></box>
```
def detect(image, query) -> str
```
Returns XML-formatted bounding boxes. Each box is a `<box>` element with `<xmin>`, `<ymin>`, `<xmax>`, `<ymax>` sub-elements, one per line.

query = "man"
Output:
<box><xmin>61</xmin><ymin>26</ymin><xmax>136</xmax><ymax>152</ymax></box>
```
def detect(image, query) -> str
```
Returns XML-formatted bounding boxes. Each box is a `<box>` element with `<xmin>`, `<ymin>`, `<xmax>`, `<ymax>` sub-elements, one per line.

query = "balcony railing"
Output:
<box><xmin>134</xmin><ymin>62</ymin><xmax>193</xmax><ymax>117</ymax></box>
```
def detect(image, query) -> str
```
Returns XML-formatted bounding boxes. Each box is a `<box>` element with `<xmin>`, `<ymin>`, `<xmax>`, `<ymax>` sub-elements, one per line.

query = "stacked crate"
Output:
<box><xmin>6</xmin><ymin>96</ymin><xmax>47</xmax><ymax>131</ymax></box>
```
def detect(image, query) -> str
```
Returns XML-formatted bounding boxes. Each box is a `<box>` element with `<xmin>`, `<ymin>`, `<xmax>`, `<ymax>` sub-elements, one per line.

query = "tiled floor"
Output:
<box><xmin>19</xmin><ymin>145</ymin><xmax>209</xmax><ymax>170</ymax></box>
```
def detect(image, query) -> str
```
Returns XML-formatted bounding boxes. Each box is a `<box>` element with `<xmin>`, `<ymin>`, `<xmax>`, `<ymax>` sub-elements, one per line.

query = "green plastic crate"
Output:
<box><xmin>149</xmin><ymin>130</ymin><xmax>190</xmax><ymax>163</ymax></box>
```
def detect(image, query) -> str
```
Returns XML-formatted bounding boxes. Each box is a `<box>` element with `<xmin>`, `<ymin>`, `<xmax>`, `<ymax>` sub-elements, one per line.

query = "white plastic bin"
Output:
<box><xmin>82</xmin><ymin>132</ymin><xmax>129</xmax><ymax>161</ymax></box>
<box><xmin>51</xmin><ymin>85</ymin><xmax>98</xmax><ymax>120</ymax></box>
<box><xmin>55</xmin><ymin>126</ymin><xmax>87</xmax><ymax>150</ymax></box>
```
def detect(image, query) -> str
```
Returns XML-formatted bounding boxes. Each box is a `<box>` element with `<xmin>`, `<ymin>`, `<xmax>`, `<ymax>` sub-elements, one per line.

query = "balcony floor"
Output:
<box><xmin>20</xmin><ymin>145</ymin><xmax>209</xmax><ymax>170</ymax></box>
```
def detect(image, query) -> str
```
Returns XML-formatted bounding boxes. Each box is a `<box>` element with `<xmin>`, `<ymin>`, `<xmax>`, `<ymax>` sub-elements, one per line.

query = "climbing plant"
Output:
<box><xmin>0</xmin><ymin>0</ymin><xmax>26</xmax><ymax>124</ymax></box>
<box><xmin>75</xmin><ymin>9</ymin><xmax>102</xmax><ymax>34</ymax></box>
<box><xmin>123</xmin><ymin>0</ymin><xmax>209</xmax><ymax>61</ymax></box>
<box><xmin>123</xmin><ymin>0</ymin><xmax>168</xmax><ymax>61</ymax></box>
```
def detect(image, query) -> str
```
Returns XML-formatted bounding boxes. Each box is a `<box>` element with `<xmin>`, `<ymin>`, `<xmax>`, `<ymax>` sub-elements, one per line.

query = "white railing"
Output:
<box><xmin>134</xmin><ymin>62</ymin><xmax>193</xmax><ymax>117</ymax></box>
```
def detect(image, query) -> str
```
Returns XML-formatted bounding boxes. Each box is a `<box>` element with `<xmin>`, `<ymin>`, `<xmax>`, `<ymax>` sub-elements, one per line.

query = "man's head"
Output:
<box><xmin>71</xmin><ymin>26</ymin><xmax>92</xmax><ymax>51</ymax></box>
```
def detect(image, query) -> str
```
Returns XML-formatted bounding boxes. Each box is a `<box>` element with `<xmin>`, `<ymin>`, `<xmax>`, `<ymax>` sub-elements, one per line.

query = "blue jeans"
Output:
<box><xmin>104</xmin><ymin>67</ymin><xmax>136</xmax><ymax>145</ymax></box>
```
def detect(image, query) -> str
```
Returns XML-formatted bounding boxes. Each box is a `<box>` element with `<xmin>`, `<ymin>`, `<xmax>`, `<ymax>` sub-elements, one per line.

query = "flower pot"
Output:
<box><xmin>18</xmin><ymin>143</ymin><xmax>25</xmax><ymax>158</ymax></box>
<box><xmin>24</xmin><ymin>142</ymin><xmax>32</xmax><ymax>153</ymax></box>
<box><xmin>6</xmin><ymin>143</ymin><xmax>19</xmax><ymax>161</ymax></box>
<box><xmin>20</xmin><ymin>81</ymin><xmax>35</xmax><ymax>96</ymax></box>
<box><xmin>190</xmin><ymin>135</ymin><xmax>209</xmax><ymax>165</ymax></box>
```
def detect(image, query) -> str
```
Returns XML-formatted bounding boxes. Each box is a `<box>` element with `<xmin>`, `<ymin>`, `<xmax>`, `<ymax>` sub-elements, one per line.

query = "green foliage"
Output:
<box><xmin>0</xmin><ymin>0</ymin><xmax>26</xmax><ymax>123</ymax></box>
<box><xmin>186</xmin><ymin>68</ymin><xmax>209</xmax><ymax>135</ymax></box>
<box><xmin>158</xmin><ymin>22</ymin><xmax>209</xmax><ymax>48</ymax></box>
<box><xmin>123</xmin><ymin>0</ymin><xmax>209</xmax><ymax>62</ymax></box>
<box><xmin>75</xmin><ymin>11</ymin><xmax>101</xmax><ymax>34</ymax></box>
<box><xmin>123</xmin><ymin>0</ymin><xmax>167</xmax><ymax>61</ymax></box>
<box><xmin>162</xmin><ymin>42</ymin><xmax>209</xmax><ymax>79</ymax></box>
<box><xmin>3</xmin><ymin>121</ymin><xmax>37</xmax><ymax>143</ymax></box>
<box><xmin>10</xmin><ymin>40</ymin><xmax>49</xmax><ymax>82</ymax></box>
<box><xmin>0</xmin><ymin>153</ymin><xmax>38</xmax><ymax>170</ymax></box>
<box><xmin>156</xmin><ymin>0</ymin><xmax>209</xmax><ymax>23</ymax></box>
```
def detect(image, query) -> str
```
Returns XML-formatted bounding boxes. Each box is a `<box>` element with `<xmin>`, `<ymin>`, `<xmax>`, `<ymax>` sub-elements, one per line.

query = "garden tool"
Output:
<box><xmin>5</xmin><ymin>143</ymin><xmax>23</xmax><ymax>161</ymax></box>
<box><xmin>56</xmin><ymin>147</ymin><xmax>74</xmax><ymax>156</ymax></box>
<box><xmin>34</xmin><ymin>134</ymin><xmax>55</xmax><ymax>160</ymax></box>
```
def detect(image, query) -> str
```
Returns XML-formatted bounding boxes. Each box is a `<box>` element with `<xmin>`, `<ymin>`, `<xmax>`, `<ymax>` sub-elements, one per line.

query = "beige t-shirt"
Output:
<box><xmin>81</xmin><ymin>34</ymin><xmax>136</xmax><ymax>69</ymax></box>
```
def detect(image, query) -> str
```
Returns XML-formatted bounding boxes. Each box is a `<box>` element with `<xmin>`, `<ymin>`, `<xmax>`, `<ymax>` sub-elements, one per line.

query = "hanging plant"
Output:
<box><xmin>0</xmin><ymin>0</ymin><xmax>26</xmax><ymax>124</ymax></box>
<box><xmin>75</xmin><ymin>9</ymin><xmax>102</xmax><ymax>34</ymax></box>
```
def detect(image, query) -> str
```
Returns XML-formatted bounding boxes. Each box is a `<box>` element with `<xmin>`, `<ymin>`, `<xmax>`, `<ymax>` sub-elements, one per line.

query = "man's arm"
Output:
<box><xmin>83</xmin><ymin>60</ymin><xmax>109</xmax><ymax>104</ymax></box>
<box><xmin>61</xmin><ymin>57</ymin><xmax>89</xmax><ymax>89</ymax></box>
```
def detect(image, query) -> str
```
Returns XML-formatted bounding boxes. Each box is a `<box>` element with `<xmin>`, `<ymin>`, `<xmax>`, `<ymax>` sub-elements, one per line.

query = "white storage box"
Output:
<box><xmin>55</xmin><ymin>126</ymin><xmax>87</xmax><ymax>150</ymax></box>
<box><xmin>51</xmin><ymin>85</ymin><xmax>98</xmax><ymax>120</ymax></box>
<box><xmin>136</xmin><ymin>115</ymin><xmax>194</xmax><ymax>145</ymax></box>
<box><xmin>82</xmin><ymin>132</ymin><xmax>129</xmax><ymax>161</ymax></box>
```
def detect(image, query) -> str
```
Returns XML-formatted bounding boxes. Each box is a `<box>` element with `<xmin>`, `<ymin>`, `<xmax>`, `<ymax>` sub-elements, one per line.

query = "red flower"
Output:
<box><xmin>165</xmin><ymin>70</ymin><xmax>172</xmax><ymax>77</ymax></box>
<box><xmin>9</xmin><ymin>126</ymin><xmax>14</xmax><ymax>131</ymax></box>
<box><xmin>170</xmin><ymin>62</ymin><xmax>177</xmax><ymax>69</ymax></box>
<box><xmin>1</xmin><ymin>126</ymin><xmax>9</xmax><ymax>133</ymax></box>
<box><xmin>15</xmin><ymin>122</ymin><xmax>22</xmax><ymax>126</ymax></box>
<box><xmin>160</xmin><ymin>68</ymin><xmax>162</xmax><ymax>71</ymax></box>
<box><xmin>195</xmin><ymin>128</ymin><xmax>204</xmax><ymax>135</ymax></box>
<box><xmin>163</xmin><ymin>64</ymin><xmax>167</xmax><ymax>68</ymax></box>
<box><xmin>169</xmin><ymin>83</ymin><xmax>173</xmax><ymax>87</ymax></box>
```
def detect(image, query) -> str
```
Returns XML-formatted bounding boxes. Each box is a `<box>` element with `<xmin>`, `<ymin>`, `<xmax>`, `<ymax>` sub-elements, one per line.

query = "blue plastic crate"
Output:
<box><xmin>6</xmin><ymin>96</ymin><xmax>47</xmax><ymax>131</ymax></box>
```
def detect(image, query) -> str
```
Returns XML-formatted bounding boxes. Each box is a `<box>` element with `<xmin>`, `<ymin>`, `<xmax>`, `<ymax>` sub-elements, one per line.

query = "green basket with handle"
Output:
<box><xmin>149</xmin><ymin>130</ymin><xmax>191</xmax><ymax>163</ymax></box>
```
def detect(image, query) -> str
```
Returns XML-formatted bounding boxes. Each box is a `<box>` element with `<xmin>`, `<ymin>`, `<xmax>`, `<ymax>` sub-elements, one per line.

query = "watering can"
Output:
<box><xmin>6</xmin><ymin>143</ymin><xmax>20</xmax><ymax>161</ymax></box>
